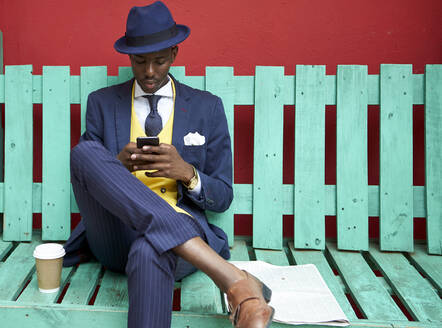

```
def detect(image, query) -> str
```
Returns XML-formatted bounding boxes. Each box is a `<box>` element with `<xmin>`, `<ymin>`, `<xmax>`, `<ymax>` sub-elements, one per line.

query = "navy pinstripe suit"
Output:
<box><xmin>64</xmin><ymin>76</ymin><xmax>233</xmax><ymax>327</ymax></box>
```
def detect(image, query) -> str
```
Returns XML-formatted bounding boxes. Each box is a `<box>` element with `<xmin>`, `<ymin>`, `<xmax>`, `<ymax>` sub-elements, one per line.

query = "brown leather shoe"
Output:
<box><xmin>227</xmin><ymin>271</ymin><xmax>275</xmax><ymax>328</ymax></box>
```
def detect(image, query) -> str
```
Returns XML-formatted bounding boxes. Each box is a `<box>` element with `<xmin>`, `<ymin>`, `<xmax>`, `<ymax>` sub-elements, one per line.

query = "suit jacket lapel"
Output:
<box><xmin>113</xmin><ymin>77</ymin><xmax>189</xmax><ymax>155</ymax></box>
<box><xmin>171</xmin><ymin>76</ymin><xmax>190</xmax><ymax>156</ymax></box>
<box><xmin>115</xmin><ymin>79</ymin><xmax>133</xmax><ymax>154</ymax></box>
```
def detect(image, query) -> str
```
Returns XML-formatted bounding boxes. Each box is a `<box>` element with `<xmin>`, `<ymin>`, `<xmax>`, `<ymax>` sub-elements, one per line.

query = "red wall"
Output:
<box><xmin>1</xmin><ymin>0</ymin><xmax>441</xmax><ymax>75</ymax></box>
<box><xmin>1</xmin><ymin>0</ymin><xmax>441</xmax><ymax>238</ymax></box>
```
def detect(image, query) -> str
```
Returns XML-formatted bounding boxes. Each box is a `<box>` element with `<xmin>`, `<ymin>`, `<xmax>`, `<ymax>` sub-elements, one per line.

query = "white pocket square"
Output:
<box><xmin>184</xmin><ymin>132</ymin><xmax>205</xmax><ymax>146</ymax></box>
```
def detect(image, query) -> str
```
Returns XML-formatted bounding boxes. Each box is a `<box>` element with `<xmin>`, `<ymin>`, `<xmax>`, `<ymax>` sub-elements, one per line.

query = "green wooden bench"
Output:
<box><xmin>0</xmin><ymin>35</ymin><xmax>441</xmax><ymax>326</ymax></box>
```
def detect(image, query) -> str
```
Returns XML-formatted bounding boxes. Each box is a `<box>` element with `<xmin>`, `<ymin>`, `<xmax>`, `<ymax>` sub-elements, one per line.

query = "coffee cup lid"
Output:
<box><xmin>33</xmin><ymin>243</ymin><xmax>66</xmax><ymax>260</ymax></box>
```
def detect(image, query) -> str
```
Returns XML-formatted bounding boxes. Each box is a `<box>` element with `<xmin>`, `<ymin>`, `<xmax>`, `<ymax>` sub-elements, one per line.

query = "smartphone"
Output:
<box><xmin>137</xmin><ymin>136</ymin><xmax>160</xmax><ymax>148</ymax></box>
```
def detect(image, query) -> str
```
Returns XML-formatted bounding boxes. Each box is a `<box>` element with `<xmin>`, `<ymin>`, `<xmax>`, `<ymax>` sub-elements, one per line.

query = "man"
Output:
<box><xmin>64</xmin><ymin>2</ymin><xmax>274</xmax><ymax>327</ymax></box>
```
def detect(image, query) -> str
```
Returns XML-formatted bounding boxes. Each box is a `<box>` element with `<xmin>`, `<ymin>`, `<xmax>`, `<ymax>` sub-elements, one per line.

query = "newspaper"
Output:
<box><xmin>226</xmin><ymin>261</ymin><xmax>349</xmax><ymax>326</ymax></box>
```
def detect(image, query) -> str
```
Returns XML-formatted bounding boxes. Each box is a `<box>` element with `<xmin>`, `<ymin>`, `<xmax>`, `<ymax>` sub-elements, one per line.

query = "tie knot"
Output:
<box><xmin>143</xmin><ymin>95</ymin><xmax>161</xmax><ymax>112</ymax></box>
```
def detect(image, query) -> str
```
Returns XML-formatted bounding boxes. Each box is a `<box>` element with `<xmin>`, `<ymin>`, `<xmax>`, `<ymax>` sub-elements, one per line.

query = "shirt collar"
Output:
<box><xmin>134</xmin><ymin>75</ymin><xmax>172</xmax><ymax>98</ymax></box>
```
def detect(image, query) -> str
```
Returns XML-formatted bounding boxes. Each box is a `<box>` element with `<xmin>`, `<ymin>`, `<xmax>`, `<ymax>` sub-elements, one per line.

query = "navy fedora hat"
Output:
<box><xmin>114</xmin><ymin>1</ymin><xmax>190</xmax><ymax>54</ymax></box>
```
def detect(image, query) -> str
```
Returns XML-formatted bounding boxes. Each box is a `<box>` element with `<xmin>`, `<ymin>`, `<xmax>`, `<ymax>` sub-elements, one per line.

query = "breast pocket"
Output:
<box><xmin>182</xmin><ymin>145</ymin><xmax>206</xmax><ymax>168</ymax></box>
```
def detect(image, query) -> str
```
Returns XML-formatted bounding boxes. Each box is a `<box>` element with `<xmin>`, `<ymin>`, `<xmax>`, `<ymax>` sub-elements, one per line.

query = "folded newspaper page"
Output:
<box><xmin>227</xmin><ymin>261</ymin><xmax>350</xmax><ymax>326</ymax></box>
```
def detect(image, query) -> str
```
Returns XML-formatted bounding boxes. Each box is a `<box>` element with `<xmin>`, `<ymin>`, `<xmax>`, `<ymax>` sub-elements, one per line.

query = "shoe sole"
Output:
<box><xmin>262</xmin><ymin>282</ymin><xmax>272</xmax><ymax>303</ymax></box>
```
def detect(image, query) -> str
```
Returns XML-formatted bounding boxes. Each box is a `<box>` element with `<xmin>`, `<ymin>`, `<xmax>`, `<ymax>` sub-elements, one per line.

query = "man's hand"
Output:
<box><xmin>117</xmin><ymin>142</ymin><xmax>145</xmax><ymax>172</ymax></box>
<box><xmin>117</xmin><ymin>142</ymin><xmax>194</xmax><ymax>183</ymax></box>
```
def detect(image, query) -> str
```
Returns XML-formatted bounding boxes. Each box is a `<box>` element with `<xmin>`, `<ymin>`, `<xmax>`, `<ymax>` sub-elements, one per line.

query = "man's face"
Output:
<box><xmin>129</xmin><ymin>46</ymin><xmax>178</xmax><ymax>94</ymax></box>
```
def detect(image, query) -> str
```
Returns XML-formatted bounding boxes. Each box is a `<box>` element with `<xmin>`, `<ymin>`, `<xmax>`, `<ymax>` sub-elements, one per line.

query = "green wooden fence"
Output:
<box><xmin>0</xmin><ymin>64</ymin><xmax>441</xmax><ymax>255</ymax></box>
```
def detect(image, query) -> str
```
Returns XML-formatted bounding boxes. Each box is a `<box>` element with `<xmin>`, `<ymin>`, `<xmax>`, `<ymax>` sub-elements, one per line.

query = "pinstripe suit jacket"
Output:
<box><xmin>75</xmin><ymin>75</ymin><xmax>232</xmax><ymax>259</ymax></box>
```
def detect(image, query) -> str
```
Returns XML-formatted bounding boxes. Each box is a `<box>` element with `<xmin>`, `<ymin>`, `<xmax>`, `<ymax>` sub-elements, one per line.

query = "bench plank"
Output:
<box><xmin>0</xmin><ymin>238</ymin><xmax>40</xmax><ymax>300</ymax></box>
<box><xmin>80</xmin><ymin>67</ymin><xmax>108</xmax><ymax>134</ymax></box>
<box><xmin>42</xmin><ymin>66</ymin><xmax>71</xmax><ymax>241</ymax></box>
<box><xmin>0</xmin><ymin>302</ymin><xmax>437</xmax><ymax>328</ymax></box>
<box><xmin>0</xmin><ymin>240</ymin><xmax>12</xmax><ymax>260</ymax></box>
<box><xmin>336</xmin><ymin>65</ymin><xmax>369</xmax><ymax>251</ymax></box>
<box><xmin>368</xmin><ymin>243</ymin><xmax>442</xmax><ymax>321</ymax></box>
<box><xmin>4</xmin><ymin>65</ymin><xmax>33</xmax><ymax>241</ymax></box>
<box><xmin>180</xmin><ymin>270</ymin><xmax>223</xmax><ymax>314</ymax></box>
<box><xmin>17</xmin><ymin>266</ymin><xmax>74</xmax><ymax>304</ymax></box>
<box><xmin>379</xmin><ymin>64</ymin><xmax>414</xmax><ymax>252</ymax></box>
<box><xmin>294</xmin><ymin>65</ymin><xmax>326</xmax><ymax>250</ymax></box>
<box><xmin>288</xmin><ymin>242</ymin><xmax>357</xmax><ymax>320</ymax></box>
<box><xmin>229</xmin><ymin>239</ymin><xmax>250</xmax><ymax>261</ymax></box>
<box><xmin>253</xmin><ymin>66</ymin><xmax>285</xmax><ymax>250</ymax></box>
<box><xmin>425</xmin><ymin>64</ymin><xmax>442</xmax><ymax>255</ymax></box>
<box><xmin>205</xmin><ymin>67</ymin><xmax>235</xmax><ymax>246</ymax></box>
<box><xmin>254</xmin><ymin>249</ymin><xmax>289</xmax><ymax>266</ymax></box>
<box><xmin>327</xmin><ymin>243</ymin><xmax>405</xmax><ymax>320</ymax></box>
<box><xmin>94</xmin><ymin>270</ymin><xmax>128</xmax><ymax>308</ymax></box>
<box><xmin>408</xmin><ymin>243</ymin><xmax>442</xmax><ymax>294</ymax></box>
<box><xmin>61</xmin><ymin>262</ymin><xmax>102</xmax><ymax>305</ymax></box>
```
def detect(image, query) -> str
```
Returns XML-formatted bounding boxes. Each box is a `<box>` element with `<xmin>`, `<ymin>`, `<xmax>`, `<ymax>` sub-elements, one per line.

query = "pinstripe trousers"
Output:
<box><xmin>70</xmin><ymin>141</ymin><xmax>206</xmax><ymax>328</ymax></box>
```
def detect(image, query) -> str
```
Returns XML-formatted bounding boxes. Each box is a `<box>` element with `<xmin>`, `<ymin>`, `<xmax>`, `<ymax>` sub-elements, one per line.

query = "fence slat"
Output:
<box><xmin>379</xmin><ymin>64</ymin><xmax>413</xmax><ymax>252</ymax></box>
<box><xmin>205</xmin><ymin>67</ymin><xmax>235</xmax><ymax>246</ymax></box>
<box><xmin>4</xmin><ymin>65</ymin><xmax>33</xmax><ymax>241</ymax></box>
<box><xmin>253</xmin><ymin>66</ymin><xmax>285</xmax><ymax>250</ymax></box>
<box><xmin>80</xmin><ymin>67</ymin><xmax>108</xmax><ymax>134</ymax></box>
<box><xmin>42</xmin><ymin>66</ymin><xmax>71</xmax><ymax>241</ymax></box>
<box><xmin>118</xmin><ymin>67</ymin><xmax>132</xmax><ymax>84</ymax></box>
<box><xmin>425</xmin><ymin>64</ymin><xmax>442</xmax><ymax>255</ymax></box>
<box><xmin>336</xmin><ymin>65</ymin><xmax>369</xmax><ymax>250</ymax></box>
<box><xmin>294</xmin><ymin>65</ymin><xmax>326</xmax><ymax>250</ymax></box>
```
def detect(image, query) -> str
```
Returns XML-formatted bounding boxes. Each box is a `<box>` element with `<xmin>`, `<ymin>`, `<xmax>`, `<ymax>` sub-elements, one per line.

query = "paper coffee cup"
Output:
<box><xmin>33</xmin><ymin>243</ymin><xmax>66</xmax><ymax>293</ymax></box>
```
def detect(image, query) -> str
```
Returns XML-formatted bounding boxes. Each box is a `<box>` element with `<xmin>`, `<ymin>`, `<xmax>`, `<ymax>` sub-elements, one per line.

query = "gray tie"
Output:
<box><xmin>143</xmin><ymin>95</ymin><xmax>162</xmax><ymax>136</ymax></box>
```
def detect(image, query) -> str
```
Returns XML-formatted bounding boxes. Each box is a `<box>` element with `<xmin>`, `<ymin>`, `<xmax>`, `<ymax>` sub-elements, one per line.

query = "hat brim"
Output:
<box><xmin>114</xmin><ymin>24</ymin><xmax>190</xmax><ymax>54</ymax></box>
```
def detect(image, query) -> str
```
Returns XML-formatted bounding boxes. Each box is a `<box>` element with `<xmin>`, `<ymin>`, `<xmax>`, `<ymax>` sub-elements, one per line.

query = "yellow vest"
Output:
<box><xmin>130</xmin><ymin>80</ymin><xmax>189</xmax><ymax>215</ymax></box>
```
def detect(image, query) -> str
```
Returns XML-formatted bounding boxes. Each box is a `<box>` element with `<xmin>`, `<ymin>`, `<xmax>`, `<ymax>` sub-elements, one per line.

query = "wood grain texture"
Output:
<box><xmin>408</xmin><ymin>243</ymin><xmax>442</xmax><ymax>294</ymax></box>
<box><xmin>0</xmin><ymin>238</ymin><xmax>41</xmax><ymax>300</ymax></box>
<box><xmin>4</xmin><ymin>65</ymin><xmax>33</xmax><ymax>241</ymax></box>
<box><xmin>205</xmin><ymin>67</ymin><xmax>235</xmax><ymax>246</ymax></box>
<box><xmin>336</xmin><ymin>66</ymin><xmax>369</xmax><ymax>251</ymax></box>
<box><xmin>254</xmin><ymin>249</ymin><xmax>289</xmax><ymax>266</ymax></box>
<box><xmin>424</xmin><ymin>64</ymin><xmax>442</xmax><ymax>255</ymax></box>
<box><xmin>253</xmin><ymin>66</ymin><xmax>285</xmax><ymax>249</ymax></box>
<box><xmin>94</xmin><ymin>270</ymin><xmax>128</xmax><ymax>308</ymax></box>
<box><xmin>61</xmin><ymin>262</ymin><xmax>102</xmax><ymax>305</ymax></box>
<box><xmin>0</xmin><ymin>239</ymin><xmax>12</xmax><ymax>260</ymax></box>
<box><xmin>379</xmin><ymin>64</ymin><xmax>414</xmax><ymax>252</ymax></box>
<box><xmin>42</xmin><ymin>66</ymin><xmax>71</xmax><ymax>241</ymax></box>
<box><xmin>294</xmin><ymin>65</ymin><xmax>326</xmax><ymax>250</ymax></box>
<box><xmin>80</xmin><ymin>67</ymin><xmax>107</xmax><ymax>134</ymax></box>
<box><xmin>369</xmin><ymin>243</ymin><xmax>442</xmax><ymax>321</ymax></box>
<box><xmin>2</xmin><ymin>302</ymin><xmax>437</xmax><ymax>328</ymax></box>
<box><xmin>327</xmin><ymin>243</ymin><xmax>405</xmax><ymax>320</ymax></box>
<box><xmin>229</xmin><ymin>239</ymin><xmax>250</xmax><ymax>261</ymax></box>
<box><xmin>180</xmin><ymin>270</ymin><xmax>224</xmax><ymax>314</ymax></box>
<box><xmin>17</xmin><ymin>267</ymin><xmax>74</xmax><ymax>304</ymax></box>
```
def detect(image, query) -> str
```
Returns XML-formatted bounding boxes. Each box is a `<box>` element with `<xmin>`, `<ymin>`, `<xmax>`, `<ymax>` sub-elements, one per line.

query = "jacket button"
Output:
<box><xmin>207</xmin><ymin>199</ymin><xmax>214</xmax><ymax>205</ymax></box>
<box><xmin>161</xmin><ymin>188</ymin><xmax>166</xmax><ymax>193</ymax></box>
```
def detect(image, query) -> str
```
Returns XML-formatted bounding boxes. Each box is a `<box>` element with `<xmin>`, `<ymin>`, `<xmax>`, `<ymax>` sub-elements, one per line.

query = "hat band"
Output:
<box><xmin>125</xmin><ymin>24</ymin><xmax>178</xmax><ymax>47</ymax></box>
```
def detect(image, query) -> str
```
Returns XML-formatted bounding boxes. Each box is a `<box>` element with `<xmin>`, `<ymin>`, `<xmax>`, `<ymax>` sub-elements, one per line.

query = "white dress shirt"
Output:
<box><xmin>134</xmin><ymin>76</ymin><xmax>201</xmax><ymax>195</ymax></box>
